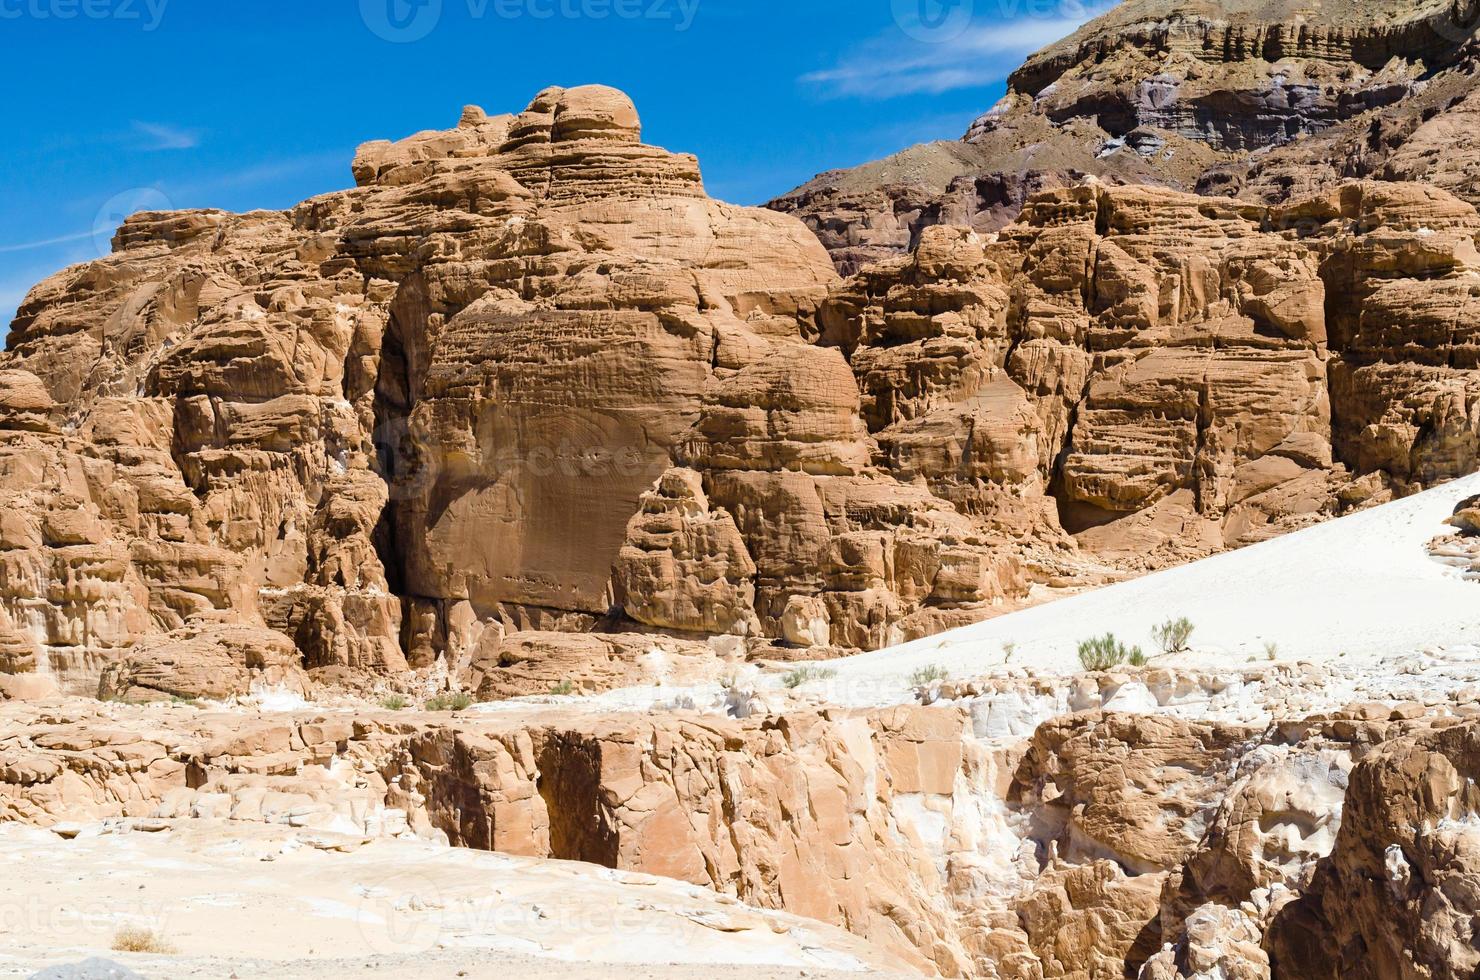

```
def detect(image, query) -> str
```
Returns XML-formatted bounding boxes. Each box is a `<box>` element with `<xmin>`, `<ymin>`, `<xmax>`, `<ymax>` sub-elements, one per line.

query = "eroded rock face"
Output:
<box><xmin>5</xmin><ymin>84</ymin><xmax>1477</xmax><ymax>692</ymax></box>
<box><xmin>820</xmin><ymin>180</ymin><xmax>1480</xmax><ymax>569</ymax></box>
<box><xmin>1218</xmin><ymin>35</ymin><xmax>1480</xmax><ymax>212</ymax></box>
<box><xmin>97</xmin><ymin>624</ymin><xmax>309</xmax><ymax>703</ymax></box>
<box><xmin>1266</xmin><ymin>719</ymin><xmax>1480</xmax><ymax>979</ymax></box>
<box><xmin>769</xmin><ymin>0</ymin><xmax>1479</xmax><ymax>273</ymax></box>
<box><xmin>2</xmin><ymin>85</ymin><xmax>1073</xmax><ymax>693</ymax></box>
<box><xmin>9</xmin><ymin>680</ymin><xmax>1477</xmax><ymax>979</ymax></box>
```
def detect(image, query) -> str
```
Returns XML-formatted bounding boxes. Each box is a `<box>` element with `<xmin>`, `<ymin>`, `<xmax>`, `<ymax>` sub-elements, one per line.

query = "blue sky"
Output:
<box><xmin>0</xmin><ymin>0</ymin><xmax>1101</xmax><ymax>329</ymax></box>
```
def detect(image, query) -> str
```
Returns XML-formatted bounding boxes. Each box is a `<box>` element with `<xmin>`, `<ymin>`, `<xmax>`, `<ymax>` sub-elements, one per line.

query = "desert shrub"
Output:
<box><xmin>548</xmin><ymin>680</ymin><xmax>576</xmax><ymax>696</ymax></box>
<box><xmin>1151</xmin><ymin>617</ymin><xmax>1195</xmax><ymax>655</ymax></box>
<box><xmin>909</xmin><ymin>664</ymin><xmax>950</xmax><ymax>686</ymax></box>
<box><xmin>112</xmin><ymin>926</ymin><xmax>175</xmax><ymax>954</ymax></box>
<box><xmin>1002</xmin><ymin>641</ymin><xmax>1017</xmax><ymax>662</ymax></box>
<box><xmin>1078</xmin><ymin>633</ymin><xmax>1142</xmax><ymax>672</ymax></box>
<box><xmin>424</xmin><ymin>692</ymin><xmax>474</xmax><ymax>712</ymax></box>
<box><xmin>379</xmin><ymin>695</ymin><xmax>409</xmax><ymax>711</ymax></box>
<box><xmin>1264</xmin><ymin>641</ymin><xmax>1280</xmax><ymax>661</ymax></box>
<box><xmin>782</xmin><ymin>666</ymin><xmax>836</xmax><ymax>689</ymax></box>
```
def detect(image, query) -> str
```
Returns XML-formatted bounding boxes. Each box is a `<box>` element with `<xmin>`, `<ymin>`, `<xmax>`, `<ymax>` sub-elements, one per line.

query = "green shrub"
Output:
<box><xmin>380</xmin><ymin>695</ymin><xmax>409</xmax><ymax>711</ymax></box>
<box><xmin>1078</xmin><ymin>633</ymin><xmax>1142</xmax><ymax>672</ymax></box>
<box><xmin>782</xmin><ymin>666</ymin><xmax>836</xmax><ymax>689</ymax></box>
<box><xmin>424</xmin><ymin>692</ymin><xmax>474</xmax><ymax>712</ymax></box>
<box><xmin>548</xmin><ymin>680</ymin><xmax>576</xmax><ymax>696</ymax></box>
<box><xmin>1002</xmin><ymin>641</ymin><xmax>1018</xmax><ymax>663</ymax></box>
<box><xmin>909</xmin><ymin>664</ymin><xmax>950</xmax><ymax>687</ymax></box>
<box><xmin>1151</xmin><ymin>617</ymin><xmax>1195</xmax><ymax>655</ymax></box>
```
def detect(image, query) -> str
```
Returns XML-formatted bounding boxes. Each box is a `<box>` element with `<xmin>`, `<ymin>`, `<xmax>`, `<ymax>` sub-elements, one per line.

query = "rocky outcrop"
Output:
<box><xmin>10</xmin><ymin>668</ymin><xmax>1480</xmax><ymax>979</ymax></box>
<box><xmin>96</xmin><ymin>623</ymin><xmax>309</xmax><ymax>703</ymax></box>
<box><xmin>1266</xmin><ymin>718</ymin><xmax>1480</xmax><ymax>979</ymax></box>
<box><xmin>1</xmin><ymin>86</ymin><xmax>1073</xmax><ymax>696</ymax></box>
<box><xmin>819</xmin><ymin>179</ymin><xmax>1480</xmax><ymax>569</ymax></box>
<box><xmin>770</xmin><ymin>0</ymin><xmax>1480</xmax><ymax>272</ymax></box>
<box><xmin>5</xmin><ymin>83</ymin><xmax>1477</xmax><ymax>694</ymax></box>
<box><xmin>1213</xmin><ymin>32</ymin><xmax>1480</xmax><ymax>211</ymax></box>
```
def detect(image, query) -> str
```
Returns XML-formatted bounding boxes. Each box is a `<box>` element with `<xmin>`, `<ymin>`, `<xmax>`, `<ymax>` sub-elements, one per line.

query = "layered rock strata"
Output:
<box><xmin>4</xmin><ymin>85</ymin><xmax>1479</xmax><ymax>696</ymax></box>
<box><xmin>770</xmin><ymin>0</ymin><xmax>1480</xmax><ymax>272</ymax></box>
<box><xmin>821</xmin><ymin>180</ymin><xmax>1480</xmax><ymax>568</ymax></box>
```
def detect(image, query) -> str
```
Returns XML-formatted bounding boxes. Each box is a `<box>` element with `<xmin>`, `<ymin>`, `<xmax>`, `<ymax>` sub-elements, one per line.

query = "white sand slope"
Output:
<box><xmin>804</xmin><ymin>473</ymin><xmax>1480</xmax><ymax>707</ymax></box>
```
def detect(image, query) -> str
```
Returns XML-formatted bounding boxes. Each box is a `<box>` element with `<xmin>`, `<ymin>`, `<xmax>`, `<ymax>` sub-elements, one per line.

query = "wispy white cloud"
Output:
<box><xmin>132</xmin><ymin>121</ymin><xmax>203</xmax><ymax>151</ymax></box>
<box><xmin>0</xmin><ymin>151</ymin><xmax>345</xmax><ymax>270</ymax></box>
<box><xmin>0</xmin><ymin>230</ymin><xmax>97</xmax><ymax>254</ymax></box>
<box><xmin>803</xmin><ymin>10</ymin><xmax>1104</xmax><ymax>99</ymax></box>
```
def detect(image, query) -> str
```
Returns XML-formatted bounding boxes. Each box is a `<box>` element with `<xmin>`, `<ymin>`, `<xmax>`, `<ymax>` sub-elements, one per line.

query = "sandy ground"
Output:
<box><xmin>792</xmin><ymin>472</ymin><xmax>1480</xmax><ymax>706</ymax></box>
<box><xmin>15</xmin><ymin>954</ymin><xmax>917</xmax><ymax>980</ymax></box>
<box><xmin>0</xmin><ymin>822</ymin><xmax>920</xmax><ymax>980</ymax></box>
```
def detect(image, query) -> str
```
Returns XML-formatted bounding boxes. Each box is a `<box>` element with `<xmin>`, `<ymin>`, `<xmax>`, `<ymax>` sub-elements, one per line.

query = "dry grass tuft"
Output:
<box><xmin>111</xmin><ymin>925</ymin><xmax>176</xmax><ymax>954</ymax></box>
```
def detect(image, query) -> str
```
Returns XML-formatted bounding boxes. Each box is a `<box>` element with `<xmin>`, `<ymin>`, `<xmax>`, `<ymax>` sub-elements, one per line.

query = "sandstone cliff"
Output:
<box><xmin>822</xmin><ymin>179</ymin><xmax>1480</xmax><ymax>570</ymax></box>
<box><xmin>3</xmin><ymin>86</ymin><xmax>1479</xmax><ymax>701</ymax></box>
<box><xmin>0</xmin><ymin>86</ymin><xmax>1057</xmax><ymax>699</ymax></box>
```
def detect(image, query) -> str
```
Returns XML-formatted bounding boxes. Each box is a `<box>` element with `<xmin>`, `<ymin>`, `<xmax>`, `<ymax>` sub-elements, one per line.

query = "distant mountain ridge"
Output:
<box><xmin>769</xmin><ymin>0</ymin><xmax>1480</xmax><ymax>272</ymax></box>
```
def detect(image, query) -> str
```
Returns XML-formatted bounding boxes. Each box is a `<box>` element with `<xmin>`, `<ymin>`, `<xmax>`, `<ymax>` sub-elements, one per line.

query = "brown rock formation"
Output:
<box><xmin>97</xmin><ymin>623</ymin><xmax>310</xmax><ymax>703</ymax></box>
<box><xmin>1266</xmin><ymin>718</ymin><xmax>1480</xmax><ymax>978</ymax></box>
<box><xmin>9</xmin><ymin>674</ymin><xmax>1477</xmax><ymax>978</ymax></box>
<box><xmin>0</xmin><ymin>85</ymin><xmax>1069</xmax><ymax>698</ymax></box>
<box><xmin>820</xmin><ymin>179</ymin><xmax>1480</xmax><ymax>571</ymax></box>
<box><xmin>5</xmin><ymin>76</ymin><xmax>1478</xmax><ymax>694</ymax></box>
<box><xmin>770</xmin><ymin>0</ymin><xmax>1479</xmax><ymax>273</ymax></box>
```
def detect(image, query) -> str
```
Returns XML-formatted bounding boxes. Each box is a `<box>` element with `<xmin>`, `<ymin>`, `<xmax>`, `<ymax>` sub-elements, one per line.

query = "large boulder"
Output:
<box><xmin>97</xmin><ymin>625</ymin><xmax>308</xmax><ymax>702</ymax></box>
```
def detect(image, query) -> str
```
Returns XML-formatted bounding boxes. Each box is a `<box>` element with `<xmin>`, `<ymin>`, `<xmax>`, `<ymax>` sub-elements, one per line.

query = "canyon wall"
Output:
<box><xmin>3</xmin><ymin>86</ymin><xmax>1479</xmax><ymax>699</ymax></box>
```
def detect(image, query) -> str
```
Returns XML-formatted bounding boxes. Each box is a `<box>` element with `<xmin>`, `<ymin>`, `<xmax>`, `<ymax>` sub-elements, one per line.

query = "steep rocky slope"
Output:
<box><xmin>822</xmin><ymin>179</ymin><xmax>1480</xmax><ymax>569</ymax></box>
<box><xmin>7</xmin><ymin>483</ymin><xmax>1480</xmax><ymax>977</ymax></box>
<box><xmin>770</xmin><ymin>0</ymin><xmax>1480</xmax><ymax>272</ymax></box>
<box><xmin>1211</xmin><ymin>34</ymin><xmax>1480</xmax><ymax>206</ymax></box>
